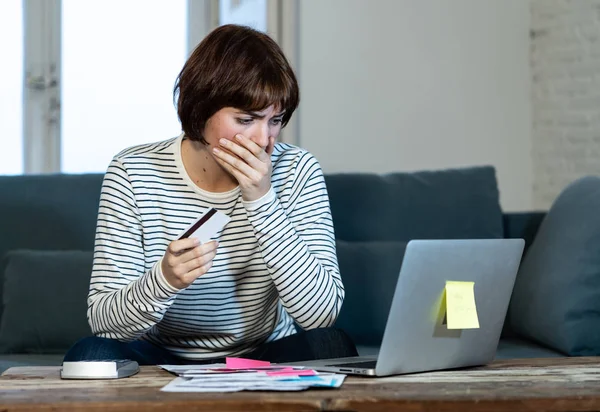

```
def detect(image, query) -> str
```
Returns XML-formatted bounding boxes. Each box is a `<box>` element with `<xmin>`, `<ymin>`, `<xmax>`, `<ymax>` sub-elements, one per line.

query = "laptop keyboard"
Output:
<box><xmin>326</xmin><ymin>360</ymin><xmax>377</xmax><ymax>369</ymax></box>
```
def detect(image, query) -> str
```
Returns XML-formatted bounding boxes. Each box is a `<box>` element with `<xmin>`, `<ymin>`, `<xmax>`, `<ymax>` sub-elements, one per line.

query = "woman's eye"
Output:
<box><xmin>237</xmin><ymin>118</ymin><xmax>253</xmax><ymax>125</ymax></box>
<box><xmin>271</xmin><ymin>118</ymin><xmax>283</xmax><ymax>126</ymax></box>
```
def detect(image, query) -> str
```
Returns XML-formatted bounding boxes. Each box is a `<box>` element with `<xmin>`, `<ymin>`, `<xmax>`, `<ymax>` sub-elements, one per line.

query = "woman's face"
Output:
<box><xmin>202</xmin><ymin>105</ymin><xmax>284</xmax><ymax>155</ymax></box>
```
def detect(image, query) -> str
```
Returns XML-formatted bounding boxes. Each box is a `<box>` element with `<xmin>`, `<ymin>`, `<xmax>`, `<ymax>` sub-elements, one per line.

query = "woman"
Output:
<box><xmin>64</xmin><ymin>24</ymin><xmax>357</xmax><ymax>365</ymax></box>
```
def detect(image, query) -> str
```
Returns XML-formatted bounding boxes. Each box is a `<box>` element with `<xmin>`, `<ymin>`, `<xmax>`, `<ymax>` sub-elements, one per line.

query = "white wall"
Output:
<box><xmin>531</xmin><ymin>0</ymin><xmax>600</xmax><ymax>210</ymax></box>
<box><xmin>298</xmin><ymin>0</ymin><xmax>532</xmax><ymax>212</ymax></box>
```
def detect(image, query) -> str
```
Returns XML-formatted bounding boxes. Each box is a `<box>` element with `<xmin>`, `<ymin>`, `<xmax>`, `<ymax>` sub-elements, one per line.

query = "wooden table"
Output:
<box><xmin>1</xmin><ymin>357</ymin><xmax>600</xmax><ymax>411</ymax></box>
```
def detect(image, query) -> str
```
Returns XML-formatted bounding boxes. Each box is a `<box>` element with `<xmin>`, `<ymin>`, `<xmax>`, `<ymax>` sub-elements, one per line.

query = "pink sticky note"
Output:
<box><xmin>266</xmin><ymin>369</ymin><xmax>317</xmax><ymax>377</ymax></box>
<box><xmin>225</xmin><ymin>357</ymin><xmax>271</xmax><ymax>369</ymax></box>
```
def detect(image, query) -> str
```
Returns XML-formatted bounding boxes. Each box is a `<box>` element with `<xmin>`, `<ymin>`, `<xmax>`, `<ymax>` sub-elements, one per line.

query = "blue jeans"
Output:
<box><xmin>63</xmin><ymin>327</ymin><xmax>358</xmax><ymax>365</ymax></box>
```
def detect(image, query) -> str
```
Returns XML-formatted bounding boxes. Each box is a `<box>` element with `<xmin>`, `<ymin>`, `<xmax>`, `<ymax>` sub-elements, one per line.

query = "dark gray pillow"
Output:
<box><xmin>334</xmin><ymin>240</ymin><xmax>407</xmax><ymax>346</ymax></box>
<box><xmin>508</xmin><ymin>176</ymin><xmax>600</xmax><ymax>356</ymax></box>
<box><xmin>0</xmin><ymin>250</ymin><xmax>93</xmax><ymax>354</ymax></box>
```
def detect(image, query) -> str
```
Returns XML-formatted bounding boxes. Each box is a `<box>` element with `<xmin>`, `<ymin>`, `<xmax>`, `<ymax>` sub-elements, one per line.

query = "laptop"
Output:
<box><xmin>286</xmin><ymin>238</ymin><xmax>525</xmax><ymax>377</ymax></box>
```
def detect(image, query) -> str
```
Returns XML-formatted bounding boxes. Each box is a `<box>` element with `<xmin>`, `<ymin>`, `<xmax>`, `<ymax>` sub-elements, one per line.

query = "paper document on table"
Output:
<box><xmin>159</xmin><ymin>358</ymin><xmax>345</xmax><ymax>392</ymax></box>
<box><xmin>160</xmin><ymin>364</ymin><xmax>226</xmax><ymax>375</ymax></box>
<box><xmin>445</xmin><ymin>281</ymin><xmax>480</xmax><ymax>329</ymax></box>
<box><xmin>160</xmin><ymin>374</ymin><xmax>345</xmax><ymax>393</ymax></box>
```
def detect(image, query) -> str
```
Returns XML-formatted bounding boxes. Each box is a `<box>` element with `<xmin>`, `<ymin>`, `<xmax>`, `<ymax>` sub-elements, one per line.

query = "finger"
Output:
<box><xmin>176</xmin><ymin>249</ymin><xmax>218</xmax><ymax>276</ymax></box>
<box><xmin>167</xmin><ymin>240</ymin><xmax>216</xmax><ymax>270</ymax></box>
<box><xmin>182</xmin><ymin>261</ymin><xmax>214</xmax><ymax>283</ymax></box>
<box><xmin>169</xmin><ymin>237</ymin><xmax>200</xmax><ymax>255</ymax></box>
<box><xmin>177</xmin><ymin>240</ymin><xmax>219</xmax><ymax>262</ymax></box>
<box><xmin>233</xmin><ymin>134</ymin><xmax>267</xmax><ymax>159</ymax></box>
<box><xmin>169</xmin><ymin>243</ymin><xmax>217</xmax><ymax>274</ymax></box>
<box><xmin>212</xmin><ymin>151</ymin><xmax>243</xmax><ymax>177</ymax></box>
<box><xmin>218</xmin><ymin>137</ymin><xmax>266</xmax><ymax>167</ymax></box>
<box><xmin>213</xmin><ymin>146</ymin><xmax>258</xmax><ymax>180</ymax></box>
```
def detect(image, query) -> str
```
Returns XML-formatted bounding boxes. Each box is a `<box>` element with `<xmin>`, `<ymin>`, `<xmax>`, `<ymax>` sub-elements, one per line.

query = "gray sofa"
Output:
<box><xmin>0</xmin><ymin>165</ymin><xmax>571</xmax><ymax>373</ymax></box>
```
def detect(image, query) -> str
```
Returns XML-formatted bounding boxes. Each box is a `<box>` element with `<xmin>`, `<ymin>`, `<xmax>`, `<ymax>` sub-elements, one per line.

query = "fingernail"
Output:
<box><xmin>235</xmin><ymin>134</ymin><xmax>243</xmax><ymax>141</ymax></box>
<box><xmin>219</xmin><ymin>138</ymin><xmax>227</xmax><ymax>146</ymax></box>
<box><xmin>213</xmin><ymin>147</ymin><xmax>220</xmax><ymax>154</ymax></box>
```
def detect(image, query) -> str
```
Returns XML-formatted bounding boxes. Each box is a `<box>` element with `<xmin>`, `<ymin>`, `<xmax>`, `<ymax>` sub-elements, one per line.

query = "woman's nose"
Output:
<box><xmin>251</xmin><ymin>123</ymin><xmax>270</xmax><ymax>148</ymax></box>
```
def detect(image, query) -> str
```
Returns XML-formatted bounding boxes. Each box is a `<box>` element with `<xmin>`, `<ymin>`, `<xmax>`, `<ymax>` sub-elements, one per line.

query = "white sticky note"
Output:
<box><xmin>178</xmin><ymin>208</ymin><xmax>231</xmax><ymax>244</ymax></box>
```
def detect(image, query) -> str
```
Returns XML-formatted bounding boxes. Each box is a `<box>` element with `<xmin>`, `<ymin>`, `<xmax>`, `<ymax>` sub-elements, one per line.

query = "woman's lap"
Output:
<box><xmin>63</xmin><ymin>336</ymin><xmax>184</xmax><ymax>365</ymax></box>
<box><xmin>63</xmin><ymin>328</ymin><xmax>357</xmax><ymax>365</ymax></box>
<box><xmin>244</xmin><ymin>327</ymin><xmax>358</xmax><ymax>363</ymax></box>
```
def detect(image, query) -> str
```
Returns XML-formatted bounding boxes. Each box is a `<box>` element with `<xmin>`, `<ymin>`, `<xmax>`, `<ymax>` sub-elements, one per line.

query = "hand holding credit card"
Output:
<box><xmin>177</xmin><ymin>208</ymin><xmax>231</xmax><ymax>243</ymax></box>
<box><xmin>162</xmin><ymin>208</ymin><xmax>231</xmax><ymax>290</ymax></box>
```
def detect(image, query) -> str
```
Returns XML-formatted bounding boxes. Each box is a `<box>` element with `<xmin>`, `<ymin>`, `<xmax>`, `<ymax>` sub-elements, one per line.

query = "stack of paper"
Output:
<box><xmin>160</xmin><ymin>357</ymin><xmax>346</xmax><ymax>392</ymax></box>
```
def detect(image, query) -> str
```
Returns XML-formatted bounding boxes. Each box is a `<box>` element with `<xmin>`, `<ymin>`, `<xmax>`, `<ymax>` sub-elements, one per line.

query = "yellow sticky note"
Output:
<box><xmin>445</xmin><ymin>281</ymin><xmax>480</xmax><ymax>329</ymax></box>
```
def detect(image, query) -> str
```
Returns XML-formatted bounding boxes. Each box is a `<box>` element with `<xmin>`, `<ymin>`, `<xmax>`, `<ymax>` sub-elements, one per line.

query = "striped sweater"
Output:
<box><xmin>87</xmin><ymin>134</ymin><xmax>344</xmax><ymax>359</ymax></box>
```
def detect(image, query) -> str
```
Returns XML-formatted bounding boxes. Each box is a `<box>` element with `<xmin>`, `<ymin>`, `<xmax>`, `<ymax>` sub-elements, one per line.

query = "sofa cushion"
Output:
<box><xmin>494</xmin><ymin>338</ymin><xmax>564</xmax><ymax>360</ymax></box>
<box><xmin>508</xmin><ymin>176</ymin><xmax>600</xmax><ymax>356</ymax></box>
<box><xmin>334</xmin><ymin>240</ymin><xmax>407</xmax><ymax>346</ymax></box>
<box><xmin>0</xmin><ymin>250</ymin><xmax>93</xmax><ymax>354</ymax></box>
<box><xmin>325</xmin><ymin>166</ymin><xmax>503</xmax><ymax>242</ymax></box>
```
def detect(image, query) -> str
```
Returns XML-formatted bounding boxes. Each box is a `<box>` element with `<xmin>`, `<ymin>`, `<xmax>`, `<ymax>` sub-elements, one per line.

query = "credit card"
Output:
<box><xmin>177</xmin><ymin>208</ymin><xmax>231</xmax><ymax>244</ymax></box>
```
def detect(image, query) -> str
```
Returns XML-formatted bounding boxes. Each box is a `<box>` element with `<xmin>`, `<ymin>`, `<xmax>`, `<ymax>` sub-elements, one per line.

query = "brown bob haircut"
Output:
<box><xmin>174</xmin><ymin>24</ymin><xmax>299</xmax><ymax>143</ymax></box>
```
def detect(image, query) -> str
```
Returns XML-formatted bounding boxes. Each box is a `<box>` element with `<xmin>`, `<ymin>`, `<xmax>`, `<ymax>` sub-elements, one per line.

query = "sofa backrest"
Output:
<box><xmin>324</xmin><ymin>165</ymin><xmax>504</xmax><ymax>242</ymax></box>
<box><xmin>0</xmin><ymin>173</ymin><xmax>104</xmax><ymax>258</ymax></box>
<box><xmin>0</xmin><ymin>173</ymin><xmax>104</xmax><ymax>321</ymax></box>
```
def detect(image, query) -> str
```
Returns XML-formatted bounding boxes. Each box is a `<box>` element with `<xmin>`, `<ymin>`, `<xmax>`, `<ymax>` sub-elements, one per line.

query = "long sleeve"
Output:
<box><xmin>87</xmin><ymin>158</ymin><xmax>180</xmax><ymax>341</ymax></box>
<box><xmin>243</xmin><ymin>151</ymin><xmax>344</xmax><ymax>330</ymax></box>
